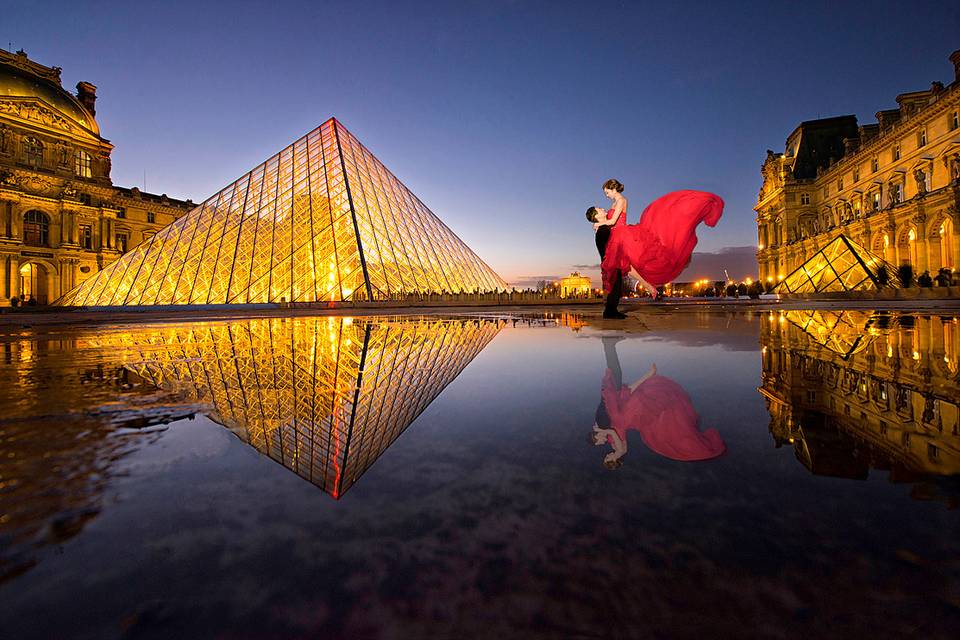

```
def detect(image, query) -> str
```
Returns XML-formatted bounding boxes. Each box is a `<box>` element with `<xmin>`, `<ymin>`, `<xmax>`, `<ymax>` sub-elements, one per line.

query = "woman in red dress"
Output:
<box><xmin>589</xmin><ymin>188</ymin><xmax>724</xmax><ymax>297</ymax></box>
<box><xmin>590</xmin><ymin>337</ymin><xmax>726</xmax><ymax>468</ymax></box>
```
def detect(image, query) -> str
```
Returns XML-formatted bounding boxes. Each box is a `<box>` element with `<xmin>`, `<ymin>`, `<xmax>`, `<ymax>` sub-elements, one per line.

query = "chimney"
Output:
<box><xmin>76</xmin><ymin>81</ymin><xmax>97</xmax><ymax>116</ymax></box>
<box><xmin>951</xmin><ymin>49</ymin><xmax>960</xmax><ymax>83</ymax></box>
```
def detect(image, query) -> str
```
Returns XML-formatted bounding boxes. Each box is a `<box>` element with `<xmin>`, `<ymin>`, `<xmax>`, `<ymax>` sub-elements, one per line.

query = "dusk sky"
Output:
<box><xmin>4</xmin><ymin>1</ymin><xmax>958</xmax><ymax>286</ymax></box>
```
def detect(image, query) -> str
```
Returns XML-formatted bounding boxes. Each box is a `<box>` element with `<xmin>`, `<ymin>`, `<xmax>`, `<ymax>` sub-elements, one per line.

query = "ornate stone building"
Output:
<box><xmin>0</xmin><ymin>48</ymin><xmax>192</xmax><ymax>305</ymax></box>
<box><xmin>756</xmin><ymin>49</ymin><xmax>960</xmax><ymax>289</ymax></box>
<box><xmin>760</xmin><ymin>310</ymin><xmax>960</xmax><ymax>493</ymax></box>
<box><xmin>558</xmin><ymin>272</ymin><xmax>592</xmax><ymax>298</ymax></box>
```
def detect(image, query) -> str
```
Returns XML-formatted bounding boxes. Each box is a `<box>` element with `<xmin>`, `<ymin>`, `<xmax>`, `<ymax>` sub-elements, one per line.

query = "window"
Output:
<box><xmin>951</xmin><ymin>110</ymin><xmax>959</xmax><ymax>131</ymax></box>
<box><xmin>918</xmin><ymin>128</ymin><xmax>927</xmax><ymax>147</ymax></box>
<box><xmin>871</xmin><ymin>157</ymin><xmax>879</xmax><ymax>172</ymax></box>
<box><xmin>116</xmin><ymin>207</ymin><xmax>126</xmax><ymax>219</ymax></box>
<box><xmin>24</xmin><ymin>137</ymin><xmax>43</xmax><ymax>168</ymax></box>
<box><xmin>80</xmin><ymin>225</ymin><xmax>92</xmax><ymax>250</ymax></box>
<box><xmin>893</xmin><ymin>143</ymin><xmax>900</xmax><ymax>161</ymax></box>
<box><xmin>115</xmin><ymin>233</ymin><xmax>128</xmax><ymax>253</ymax></box>
<box><xmin>873</xmin><ymin>192</ymin><xmax>881</xmax><ymax>211</ymax></box>
<box><xmin>74</xmin><ymin>149</ymin><xmax>92</xmax><ymax>178</ymax></box>
<box><xmin>853</xmin><ymin>167</ymin><xmax>860</xmax><ymax>182</ymax></box>
<box><xmin>893</xmin><ymin>183</ymin><xmax>903</xmax><ymax>204</ymax></box>
<box><xmin>23</xmin><ymin>210</ymin><xmax>49</xmax><ymax>246</ymax></box>
<box><xmin>823</xmin><ymin>186</ymin><xmax>829</xmax><ymax>199</ymax></box>
<box><xmin>800</xmin><ymin>193</ymin><xmax>810</xmax><ymax>205</ymax></box>
<box><xmin>147</xmin><ymin>211</ymin><xmax>156</xmax><ymax>224</ymax></box>
<box><xmin>837</xmin><ymin>178</ymin><xmax>844</xmax><ymax>191</ymax></box>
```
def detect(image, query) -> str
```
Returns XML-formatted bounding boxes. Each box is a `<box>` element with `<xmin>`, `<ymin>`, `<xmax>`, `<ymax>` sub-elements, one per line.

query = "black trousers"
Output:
<box><xmin>595</xmin><ymin>226</ymin><xmax>623</xmax><ymax>313</ymax></box>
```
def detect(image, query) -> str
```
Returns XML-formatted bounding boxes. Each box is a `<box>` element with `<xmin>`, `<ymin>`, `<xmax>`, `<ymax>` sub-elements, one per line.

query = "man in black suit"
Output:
<box><xmin>587</xmin><ymin>207</ymin><xmax>626</xmax><ymax>319</ymax></box>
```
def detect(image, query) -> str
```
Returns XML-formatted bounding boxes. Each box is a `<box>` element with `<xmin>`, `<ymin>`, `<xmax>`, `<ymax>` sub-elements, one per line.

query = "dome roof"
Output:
<box><xmin>0</xmin><ymin>61</ymin><xmax>100</xmax><ymax>136</ymax></box>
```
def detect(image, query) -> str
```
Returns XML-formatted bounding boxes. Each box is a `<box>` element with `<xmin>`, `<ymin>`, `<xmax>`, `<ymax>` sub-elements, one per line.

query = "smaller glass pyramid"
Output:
<box><xmin>776</xmin><ymin>234</ymin><xmax>899</xmax><ymax>295</ymax></box>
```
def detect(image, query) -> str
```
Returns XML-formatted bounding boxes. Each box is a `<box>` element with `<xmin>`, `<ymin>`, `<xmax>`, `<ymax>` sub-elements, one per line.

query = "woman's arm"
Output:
<box><xmin>628</xmin><ymin>363</ymin><xmax>657</xmax><ymax>392</ymax></box>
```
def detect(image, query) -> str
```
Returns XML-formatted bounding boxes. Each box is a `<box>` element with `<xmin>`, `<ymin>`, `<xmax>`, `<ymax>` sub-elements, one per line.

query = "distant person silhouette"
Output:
<box><xmin>589</xmin><ymin>337</ymin><xmax>726</xmax><ymax>468</ymax></box>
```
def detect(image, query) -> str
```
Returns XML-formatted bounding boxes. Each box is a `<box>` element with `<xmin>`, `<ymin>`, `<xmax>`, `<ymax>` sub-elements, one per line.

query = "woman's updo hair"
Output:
<box><xmin>603</xmin><ymin>179</ymin><xmax>624</xmax><ymax>193</ymax></box>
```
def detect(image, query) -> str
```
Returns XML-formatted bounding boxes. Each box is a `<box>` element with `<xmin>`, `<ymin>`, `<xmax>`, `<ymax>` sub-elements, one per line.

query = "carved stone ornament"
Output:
<box><xmin>5</xmin><ymin>171</ymin><xmax>61</xmax><ymax>196</ymax></box>
<box><xmin>0</xmin><ymin>100</ymin><xmax>77</xmax><ymax>134</ymax></box>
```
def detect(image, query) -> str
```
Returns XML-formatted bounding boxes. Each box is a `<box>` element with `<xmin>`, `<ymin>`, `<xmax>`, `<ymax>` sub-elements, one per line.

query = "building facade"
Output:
<box><xmin>756</xmin><ymin>49</ymin><xmax>960</xmax><ymax>289</ymax></box>
<box><xmin>0</xmin><ymin>48</ymin><xmax>192</xmax><ymax>305</ymax></box>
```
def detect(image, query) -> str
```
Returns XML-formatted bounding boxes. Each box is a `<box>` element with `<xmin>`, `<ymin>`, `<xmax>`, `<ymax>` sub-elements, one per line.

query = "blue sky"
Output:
<box><xmin>4</xmin><ymin>0</ymin><xmax>958</xmax><ymax>284</ymax></box>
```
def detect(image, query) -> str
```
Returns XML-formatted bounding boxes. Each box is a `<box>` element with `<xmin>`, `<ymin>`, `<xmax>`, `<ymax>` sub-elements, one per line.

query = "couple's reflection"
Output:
<box><xmin>590</xmin><ymin>336</ymin><xmax>726</xmax><ymax>468</ymax></box>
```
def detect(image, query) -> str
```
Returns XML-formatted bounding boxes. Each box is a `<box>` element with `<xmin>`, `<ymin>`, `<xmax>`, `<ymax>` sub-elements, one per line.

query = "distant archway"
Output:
<box><xmin>19</xmin><ymin>262</ymin><xmax>49</xmax><ymax>304</ymax></box>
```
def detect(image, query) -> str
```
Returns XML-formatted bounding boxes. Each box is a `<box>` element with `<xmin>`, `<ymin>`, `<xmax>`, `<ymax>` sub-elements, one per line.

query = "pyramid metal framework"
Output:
<box><xmin>776</xmin><ymin>234</ymin><xmax>900</xmax><ymax>295</ymax></box>
<box><xmin>88</xmin><ymin>316</ymin><xmax>504</xmax><ymax>498</ymax></box>
<box><xmin>55</xmin><ymin>118</ymin><xmax>507</xmax><ymax>306</ymax></box>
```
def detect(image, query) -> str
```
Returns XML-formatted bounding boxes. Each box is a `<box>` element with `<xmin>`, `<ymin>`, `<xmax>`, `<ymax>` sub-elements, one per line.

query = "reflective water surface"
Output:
<box><xmin>1</xmin><ymin>310</ymin><xmax>959</xmax><ymax>638</ymax></box>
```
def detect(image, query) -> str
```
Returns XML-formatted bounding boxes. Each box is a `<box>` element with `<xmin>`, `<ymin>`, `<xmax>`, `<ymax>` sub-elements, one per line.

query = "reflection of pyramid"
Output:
<box><xmin>776</xmin><ymin>234</ymin><xmax>898</xmax><ymax>294</ymax></box>
<box><xmin>94</xmin><ymin>317</ymin><xmax>502</xmax><ymax>498</ymax></box>
<box><xmin>55</xmin><ymin>118</ymin><xmax>507</xmax><ymax>306</ymax></box>
<box><xmin>783</xmin><ymin>309</ymin><xmax>878</xmax><ymax>359</ymax></box>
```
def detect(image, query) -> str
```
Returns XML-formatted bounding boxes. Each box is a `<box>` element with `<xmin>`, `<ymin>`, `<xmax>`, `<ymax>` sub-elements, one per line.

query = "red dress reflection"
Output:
<box><xmin>601</xmin><ymin>190</ymin><xmax>724</xmax><ymax>292</ymax></box>
<box><xmin>600</xmin><ymin>369</ymin><xmax>726</xmax><ymax>462</ymax></box>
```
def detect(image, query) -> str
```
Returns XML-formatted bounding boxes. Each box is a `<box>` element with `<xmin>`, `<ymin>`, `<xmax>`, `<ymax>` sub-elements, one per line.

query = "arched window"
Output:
<box><xmin>23</xmin><ymin>210</ymin><xmax>49</xmax><ymax>246</ymax></box>
<box><xmin>23</xmin><ymin>137</ymin><xmax>44</xmax><ymax>168</ymax></box>
<box><xmin>941</xmin><ymin>219</ymin><xmax>955</xmax><ymax>269</ymax></box>
<box><xmin>74</xmin><ymin>149</ymin><xmax>92</xmax><ymax>178</ymax></box>
<box><xmin>907</xmin><ymin>228</ymin><xmax>918</xmax><ymax>266</ymax></box>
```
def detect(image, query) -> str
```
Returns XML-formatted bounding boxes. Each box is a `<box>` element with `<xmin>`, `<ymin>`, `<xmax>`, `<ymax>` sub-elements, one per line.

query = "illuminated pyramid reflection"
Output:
<box><xmin>782</xmin><ymin>310</ymin><xmax>881</xmax><ymax>359</ymax></box>
<box><xmin>776</xmin><ymin>234</ymin><xmax>899</xmax><ymax>294</ymax></box>
<box><xmin>55</xmin><ymin>118</ymin><xmax>507</xmax><ymax>306</ymax></box>
<box><xmin>96</xmin><ymin>317</ymin><xmax>503</xmax><ymax>498</ymax></box>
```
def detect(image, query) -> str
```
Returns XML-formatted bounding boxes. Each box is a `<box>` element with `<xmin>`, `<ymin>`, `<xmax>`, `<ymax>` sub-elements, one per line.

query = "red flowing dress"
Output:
<box><xmin>601</xmin><ymin>370</ymin><xmax>726</xmax><ymax>462</ymax></box>
<box><xmin>601</xmin><ymin>190</ymin><xmax>724</xmax><ymax>292</ymax></box>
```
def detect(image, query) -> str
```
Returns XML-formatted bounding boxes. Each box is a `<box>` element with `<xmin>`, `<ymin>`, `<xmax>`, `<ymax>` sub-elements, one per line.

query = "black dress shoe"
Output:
<box><xmin>603</xmin><ymin>310</ymin><xmax>627</xmax><ymax>319</ymax></box>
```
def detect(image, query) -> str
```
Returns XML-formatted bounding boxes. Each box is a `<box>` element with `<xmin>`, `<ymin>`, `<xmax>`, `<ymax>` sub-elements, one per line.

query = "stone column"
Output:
<box><xmin>1</xmin><ymin>200</ymin><xmax>10</xmax><ymax>238</ymax></box>
<box><xmin>1</xmin><ymin>255</ymin><xmax>8</xmax><ymax>302</ymax></box>
<box><xmin>10</xmin><ymin>256</ymin><xmax>19</xmax><ymax>300</ymax></box>
<box><xmin>10</xmin><ymin>203</ymin><xmax>21</xmax><ymax>239</ymax></box>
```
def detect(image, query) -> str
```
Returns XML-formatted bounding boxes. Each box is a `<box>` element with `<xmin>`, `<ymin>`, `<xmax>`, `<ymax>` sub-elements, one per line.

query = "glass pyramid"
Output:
<box><xmin>55</xmin><ymin>118</ymin><xmax>508</xmax><ymax>306</ymax></box>
<box><xmin>776</xmin><ymin>234</ymin><xmax>899</xmax><ymax>295</ymax></box>
<box><xmin>87</xmin><ymin>316</ymin><xmax>503</xmax><ymax>498</ymax></box>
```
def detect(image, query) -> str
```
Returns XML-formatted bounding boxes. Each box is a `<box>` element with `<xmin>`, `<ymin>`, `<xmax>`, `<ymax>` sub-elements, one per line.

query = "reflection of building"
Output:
<box><xmin>759</xmin><ymin>311</ymin><xmax>960</xmax><ymax>497</ymax></box>
<box><xmin>94</xmin><ymin>316</ymin><xmax>503</xmax><ymax>498</ymax></box>
<box><xmin>558</xmin><ymin>272</ymin><xmax>591</xmax><ymax>298</ymax></box>
<box><xmin>756</xmin><ymin>49</ymin><xmax>960</xmax><ymax>289</ymax></box>
<box><xmin>55</xmin><ymin>118</ymin><xmax>508</xmax><ymax>306</ymax></box>
<box><xmin>0</xmin><ymin>49</ymin><xmax>193</xmax><ymax>305</ymax></box>
<box><xmin>0</xmin><ymin>335</ymin><xmax>199</xmax><ymax>583</ymax></box>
